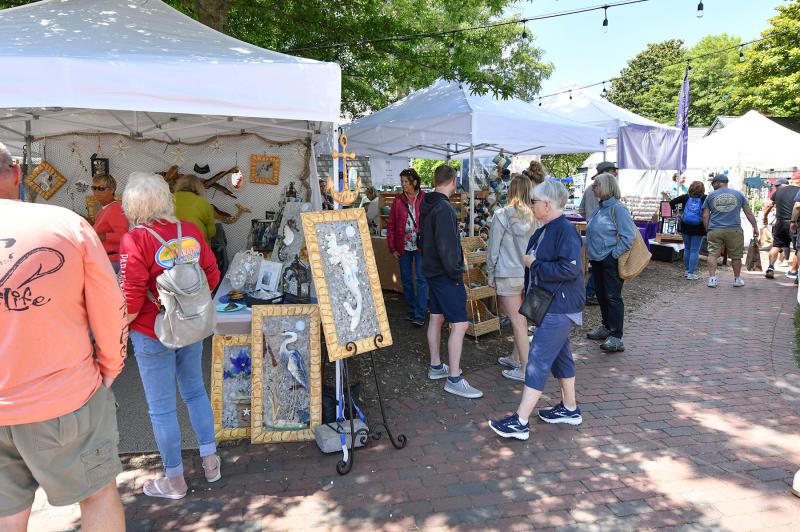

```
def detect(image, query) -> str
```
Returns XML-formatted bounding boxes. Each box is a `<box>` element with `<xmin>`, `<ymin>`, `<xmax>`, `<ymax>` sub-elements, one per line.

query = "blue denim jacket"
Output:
<box><xmin>585</xmin><ymin>197</ymin><xmax>638</xmax><ymax>261</ymax></box>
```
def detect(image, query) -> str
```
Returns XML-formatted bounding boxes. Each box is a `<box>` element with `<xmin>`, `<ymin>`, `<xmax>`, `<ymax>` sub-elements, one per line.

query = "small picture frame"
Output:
<box><xmin>250</xmin><ymin>155</ymin><xmax>281</xmax><ymax>184</ymax></box>
<box><xmin>25</xmin><ymin>161</ymin><xmax>66</xmax><ymax>201</ymax></box>
<box><xmin>210</xmin><ymin>335</ymin><xmax>254</xmax><ymax>441</ymax></box>
<box><xmin>251</xmin><ymin>304</ymin><xmax>322</xmax><ymax>443</ymax></box>
<box><xmin>90</xmin><ymin>154</ymin><xmax>110</xmax><ymax>178</ymax></box>
<box><xmin>256</xmin><ymin>260</ymin><xmax>283</xmax><ymax>292</ymax></box>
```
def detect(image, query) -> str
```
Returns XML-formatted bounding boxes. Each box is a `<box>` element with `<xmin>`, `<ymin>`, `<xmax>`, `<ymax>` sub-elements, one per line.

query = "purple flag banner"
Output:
<box><xmin>617</xmin><ymin>124</ymin><xmax>684</xmax><ymax>170</ymax></box>
<box><xmin>675</xmin><ymin>66</ymin><xmax>690</xmax><ymax>172</ymax></box>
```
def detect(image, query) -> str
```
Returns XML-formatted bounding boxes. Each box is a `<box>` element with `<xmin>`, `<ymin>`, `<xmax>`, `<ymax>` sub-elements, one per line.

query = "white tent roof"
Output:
<box><xmin>687</xmin><ymin>110</ymin><xmax>800</xmax><ymax>170</ymax></box>
<box><xmin>541</xmin><ymin>86</ymin><xmax>673</xmax><ymax>139</ymax></box>
<box><xmin>0</xmin><ymin>0</ymin><xmax>340</xmax><ymax>149</ymax></box>
<box><xmin>344</xmin><ymin>79</ymin><xmax>606</xmax><ymax>158</ymax></box>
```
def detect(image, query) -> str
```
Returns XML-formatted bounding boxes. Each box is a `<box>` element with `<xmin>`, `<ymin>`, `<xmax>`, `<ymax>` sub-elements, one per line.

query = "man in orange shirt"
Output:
<box><xmin>0</xmin><ymin>142</ymin><xmax>128</xmax><ymax>531</ymax></box>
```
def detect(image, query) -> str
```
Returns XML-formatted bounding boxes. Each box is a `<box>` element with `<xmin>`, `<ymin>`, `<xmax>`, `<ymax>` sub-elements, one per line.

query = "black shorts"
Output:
<box><xmin>772</xmin><ymin>220</ymin><xmax>793</xmax><ymax>249</ymax></box>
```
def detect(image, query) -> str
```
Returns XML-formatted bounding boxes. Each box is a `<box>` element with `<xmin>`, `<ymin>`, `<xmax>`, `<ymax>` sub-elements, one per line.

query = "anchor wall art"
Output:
<box><xmin>301</xmin><ymin>208</ymin><xmax>392</xmax><ymax>361</ymax></box>
<box><xmin>210</xmin><ymin>335</ymin><xmax>253</xmax><ymax>441</ymax></box>
<box><xmin>250</xmin><ymin>305</ymin><xmax>321</xmax><ymax>443</ymax></box>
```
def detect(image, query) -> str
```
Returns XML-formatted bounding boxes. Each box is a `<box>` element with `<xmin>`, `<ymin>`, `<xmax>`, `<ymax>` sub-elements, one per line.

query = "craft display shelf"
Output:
<box><xmin>377</xmin><ymin>191</ymin><xmax>468</xmax><ymax>234</ymax></box>
<box><xmin>460</xmin><ymin>235</ymin><xmax>500</xmax><ymax>338</ymax></box>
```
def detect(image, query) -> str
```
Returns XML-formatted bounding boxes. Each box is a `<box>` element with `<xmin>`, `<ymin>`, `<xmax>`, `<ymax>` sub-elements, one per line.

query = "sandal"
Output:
<box><xmin>143</xmin><ymin>477</ymin><xmax>187</xmax><ymax>500</ymax></box>
<box><xmin>203</xmin><ymin>454</ymin><xmax>222</xmax><ymax>483</ymax></box>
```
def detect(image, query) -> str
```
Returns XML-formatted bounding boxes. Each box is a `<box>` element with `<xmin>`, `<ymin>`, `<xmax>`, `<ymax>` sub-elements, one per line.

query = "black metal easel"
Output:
<box><xmin>336</xmin><ymin>334</ymin><xmax>407</xmax><ymax>475</ymax></box>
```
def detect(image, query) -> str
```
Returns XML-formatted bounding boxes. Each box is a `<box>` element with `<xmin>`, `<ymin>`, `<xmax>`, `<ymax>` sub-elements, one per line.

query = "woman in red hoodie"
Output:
<box><xmin>118</xmin><ymin>172</ymin><xmax>221</xmax><ymax>500</ymax></box>
<box><xmin>387</xmin><ymin>168</ymin><xmax>427</xmax><ymax>326</ymax></box>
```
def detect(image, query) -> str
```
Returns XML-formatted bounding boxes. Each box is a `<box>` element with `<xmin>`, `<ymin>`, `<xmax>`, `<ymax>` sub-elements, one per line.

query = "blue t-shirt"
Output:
<box><xmin>702</xmin><ymin>188</ymin><xmax>747</xmax><ymax>230</ymax></box>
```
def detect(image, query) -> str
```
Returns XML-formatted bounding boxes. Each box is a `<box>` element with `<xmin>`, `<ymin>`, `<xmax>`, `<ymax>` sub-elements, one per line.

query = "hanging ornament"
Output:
<box><xmin>171</xmin><ymin>144</ymin><xmax>186</xmax><ymax>165</ymax></box>
<box><xmin>230</xmin><ymin>170</ymin><xmax>243</xmax><ymax>189</ymax></box>
<box><xmin>113</xmin><ymin>138</ymin><xmax>129</xmax><ymax>158</ymax></box>
<box><xmin>210</xmin><ymin>137</ymin><xmax>223</xmax><ymax>155</ymax></box>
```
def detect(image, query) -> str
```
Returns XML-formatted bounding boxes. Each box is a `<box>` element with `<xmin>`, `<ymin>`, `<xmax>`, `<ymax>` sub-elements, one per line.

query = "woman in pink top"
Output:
<box><xmin>92</xmin><ymin>174</ymin><xmax>128</xmax><ymax>272</ymax></box>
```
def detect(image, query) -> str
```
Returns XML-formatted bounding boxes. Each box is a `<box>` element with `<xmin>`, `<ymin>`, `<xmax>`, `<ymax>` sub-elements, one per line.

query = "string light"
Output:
<box><xmin>697</xmin><ymin>1</ymin><xmax>704</xmax><ymax>18</ymax></box>
<box><xmin>448</xmin><ymin>41</ymin><xmax>456</xmax><ymax>55</ymax></box>
<box><xmin>739</xmin><ymin>46</ymin><xmax>745</xmax><ymax>62</ymax></box>
<box><xmin>687</xmin><ymin>60</ymin><xmax>692</xmax><ymax>71</ymax></box>
<box><xmin>521</xmin><ymin>22</ymin><xmax>528</xmax><ymax>40</ymax></box>
<box><xmin>569</xmin><ymin>90</ymin><xmax>573</xmax><ymax>100</ymax></box>
<box><xmin>602</xmin><ymin>6</ymin><xmax>609</xmax><ymax>33</ymax></box>
<box><xmin>602</xmin><ymin>82</ymin><xmax>608</xmax><ymax>96</ymax></box>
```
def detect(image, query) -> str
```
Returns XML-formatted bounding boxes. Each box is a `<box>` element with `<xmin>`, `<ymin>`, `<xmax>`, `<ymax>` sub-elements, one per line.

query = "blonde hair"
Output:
<box><xmin>122</xmin><ymin>172</ymin><xmax>177</xmax><ymax>226</ymax></box>
<box><xmin>593</xmin><ymin>172</ymin><xmax>621</xmax><ymax>201</ymax></box>
<box><xmin>526</xmin><ymin>161</ymin><xmax>546</xmax><ymax>184</ymax></box>
<box><xmin>174</xmin><ymin>174</ymin><xmax>205</xmax><ymax>196</ymax></box>
<box><xmin>506</xmin><ymin>174</ymin><xmax>533</xmax><ymax>225</ymax></box>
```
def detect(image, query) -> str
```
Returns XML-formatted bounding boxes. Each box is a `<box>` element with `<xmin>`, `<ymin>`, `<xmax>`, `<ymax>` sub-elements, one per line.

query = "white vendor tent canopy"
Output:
<box><xmin>344</xmin><ymin>79</ymin><xmax>606</xmax><ymax>159</ymax></box>
<box><xmin>687</xmin><ymin>110</ymin><xmax>800</xmax><ymax>171</ymax></box>
<box><xmin>541</xmin><ymin>86</ymin><xmax>670</xmax><ymax>140</ymax></box>
<box><xmin>0</xmin><ymin>0</ymin><xmax>341</xmax><ymax>151</ymax></box>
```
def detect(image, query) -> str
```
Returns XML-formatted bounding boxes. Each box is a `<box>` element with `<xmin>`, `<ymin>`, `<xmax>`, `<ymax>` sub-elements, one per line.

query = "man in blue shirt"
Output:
<box><xmin>702</xmin><ymin>174</ymin><xmax>759</xmax><ymax>288</ymax></box>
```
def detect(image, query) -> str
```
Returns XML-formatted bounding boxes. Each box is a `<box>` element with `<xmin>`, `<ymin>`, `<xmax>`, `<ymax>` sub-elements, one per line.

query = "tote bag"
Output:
<box><xmin>611</xmin><ymin>205</ymin><xmax>651</xmax><ymax>280</ymax></box>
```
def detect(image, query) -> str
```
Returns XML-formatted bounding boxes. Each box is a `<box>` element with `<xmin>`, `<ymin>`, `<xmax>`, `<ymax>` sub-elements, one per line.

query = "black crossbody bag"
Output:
<box><xmin>518</xmin><ymin>229</ymin><xmax>563</xmax><ymax>326</ymax></box>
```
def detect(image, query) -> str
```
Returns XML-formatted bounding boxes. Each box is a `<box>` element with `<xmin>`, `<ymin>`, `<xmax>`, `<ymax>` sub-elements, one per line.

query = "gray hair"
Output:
<box><xmin>122</xmin><ymin>172</ymin><xmax>177</xmax><ymax>226</ymax></box>
<box><xmin>531</xmin><ymin>179</ymin><xmax>569</xmax><ymax>209</ymax></box>
<box><xmin>0</xmin><ymin>142</ymin><xmax>13</xmax><ymax>180</ymax></box>
<box><xmin>174</xmin><ymin>174</ymin><xmax>205</xmax><ymax>196</ymax></box>
<box><xmin>593</xmin><ymin>172</ymin><xmax>621</xmax><ymax>201</ymax></box>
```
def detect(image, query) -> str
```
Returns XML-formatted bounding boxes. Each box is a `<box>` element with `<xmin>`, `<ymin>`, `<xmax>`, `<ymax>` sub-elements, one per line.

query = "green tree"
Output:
<box><xmin>0</xmin><ymin>1</ymin><xmax>553</xmax><ymax>118</ymax></box>
<box><xmin>734</xmin><ymin>0</ymin><xmax>800</xmax><ymax>116</ymax></box>
<box><xmin>540</xmin><ymin>154</ymin><xmax>589</xmax><ymax>178</ymax></box>
<box><xmin>411</xmin><ymin>158</ymin><xmax>460</xmax><ymax>187</ymax></box>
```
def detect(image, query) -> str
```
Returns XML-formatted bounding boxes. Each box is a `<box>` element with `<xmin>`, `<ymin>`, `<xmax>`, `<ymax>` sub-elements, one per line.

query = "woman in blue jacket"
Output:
<box><xmin>584</xmin><ymin>173</ymin><xmax>637</xmax><ymax>353</ymax></box>
<box><xmin>489</xmin><ymin>180</ymin><xmax>585</xmax><ymax>440</ymax></box>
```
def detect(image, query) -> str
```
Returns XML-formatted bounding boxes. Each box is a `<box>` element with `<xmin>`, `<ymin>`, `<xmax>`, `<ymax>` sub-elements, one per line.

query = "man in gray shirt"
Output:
<box><xmin>702</xmin><ymin>174</ymin><xmax>758</xmax><ymax>288</ymax></box>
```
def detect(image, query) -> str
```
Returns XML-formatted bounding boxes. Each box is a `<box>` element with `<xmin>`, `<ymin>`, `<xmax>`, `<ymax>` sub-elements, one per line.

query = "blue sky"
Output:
<box><xmin>510</xmin><ymin>0</ymin><xmax>786</xmax><ymax>96</ymax></box>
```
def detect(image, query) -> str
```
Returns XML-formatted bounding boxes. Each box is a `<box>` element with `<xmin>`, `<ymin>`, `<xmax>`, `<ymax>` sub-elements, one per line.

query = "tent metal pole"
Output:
<box><xmin>469</xmin><ymin>144</ymin><xmax>475</xmax><ymax>237</ymax></box>
<box><xmin>22</xmin><ymin>120</ymin><xmax>32</xmax><ymax>201</ymax></box>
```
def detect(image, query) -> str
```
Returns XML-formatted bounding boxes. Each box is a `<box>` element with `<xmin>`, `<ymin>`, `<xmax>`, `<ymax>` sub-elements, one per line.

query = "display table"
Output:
<box><xmin>648</xmin><ymin>238</ymin><xmax>684</xmax><ymax>262</ymax></box>
<box><xmin>636</xmin><ymin>221</ymin><xmax>659</xmax><ymax>250</ymax></box>
<box><xmin>372</xmin><ymin>236</ymin><xmax>403</xmax><ymax>293</ymax></box>
<box><xmin>212</xmin><ymin>278</ymin><xmax>253</xmax><ymax>335</ymax></box>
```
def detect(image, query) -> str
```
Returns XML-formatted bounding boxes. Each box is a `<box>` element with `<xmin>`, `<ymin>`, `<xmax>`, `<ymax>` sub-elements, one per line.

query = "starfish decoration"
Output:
<box><xmin>243</xmin><ymin>408</ymin><xmax>250</xmax><ymax>416</ymax></box>
<box><xmin>113</xmin><ymin>139</ymin><xmax>129</xmax><ymax>158</ymax></box>
<box><xmin>170</xmin><ymin>145</ymin><xmax>186</xmax><ymax>166</ymax></box>
<box><xmin>209</xmin><ymin>138</ymin><xmax>223</xmax><ymax>155</ymax></box>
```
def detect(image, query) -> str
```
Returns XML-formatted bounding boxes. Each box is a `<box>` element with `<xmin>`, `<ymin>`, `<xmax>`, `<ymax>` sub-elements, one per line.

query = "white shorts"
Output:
<box><xmin>495</xmin><ymin>277</ymin><xmax>524</xmax><ymax>296</ymax></box>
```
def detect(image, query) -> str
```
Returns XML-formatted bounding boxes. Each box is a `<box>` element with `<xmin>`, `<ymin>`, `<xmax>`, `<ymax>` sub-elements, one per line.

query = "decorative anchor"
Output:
<box><xmin>328</xmin><ymin>129</ymin><xmax>361</xmax><ymax>206</ymax></box>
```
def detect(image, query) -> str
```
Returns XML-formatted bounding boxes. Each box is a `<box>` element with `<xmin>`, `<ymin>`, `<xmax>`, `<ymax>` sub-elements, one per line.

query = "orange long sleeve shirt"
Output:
<box><xmin>0</xmin><ymin>200</ymin><xmax>127</xmax><ymax>425</ymax></box>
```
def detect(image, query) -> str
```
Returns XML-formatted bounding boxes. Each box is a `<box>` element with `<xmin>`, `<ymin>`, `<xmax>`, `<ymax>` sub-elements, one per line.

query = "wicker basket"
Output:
<box><xmin>461</xmin><ymin>236</ymin><xmax>488</xmax><ymax>264</ymax></box>
<box><xmin>465</xmin><ymin>299</ymin><xmax>500</xmax><ymax>337</ymax></box>
<box><xmin>463</xmin><ymin>267</ymin><xmax>495</xmax><ymax>300</ymax></box>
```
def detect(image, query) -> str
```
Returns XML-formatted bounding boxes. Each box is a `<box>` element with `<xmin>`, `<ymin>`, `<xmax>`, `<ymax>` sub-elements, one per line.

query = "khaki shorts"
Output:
<box><xmin>707</xmin><ymin>227</ymin><xmax>745</xmax><ymax>260</ymax></box>
<box><xmin>0</xmin><ymin>386</ymin><xmax>121</xmax><ymax>516</ymax></box>
<box><xmin>495</xmin><ymin>277</ymin><xmax>525</xmax><ymax>297</ymax></box>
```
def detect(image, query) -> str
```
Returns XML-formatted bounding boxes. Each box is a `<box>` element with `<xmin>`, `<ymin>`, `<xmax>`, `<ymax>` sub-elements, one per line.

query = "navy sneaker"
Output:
<box><xmin>538</xmin><ymin>402</ymin><xmax>583</xmax><ymax>425</ymax></box>
<box><xmin>489</xmin><ymin>413</ymin><xmax>530</xmax><ymax>440</ymax></box>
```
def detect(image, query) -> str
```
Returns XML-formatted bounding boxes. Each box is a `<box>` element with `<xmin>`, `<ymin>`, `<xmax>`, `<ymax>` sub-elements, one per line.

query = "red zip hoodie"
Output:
<box><xmin>118</xmin><ymin>220</ymin><xmax>220</xmax><ymax>340</ymax></box>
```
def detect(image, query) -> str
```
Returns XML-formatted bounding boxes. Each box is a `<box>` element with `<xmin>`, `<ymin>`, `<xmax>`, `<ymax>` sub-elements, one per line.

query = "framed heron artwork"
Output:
<box><xmin>210</xmin><ymin>335</ymin><xmax>253</xmax><ymax>442</ymax></box>
<box><xmin>250</xmin><ymin>304</ymin><xmax>322</xmax><ymax>443</ymax></box>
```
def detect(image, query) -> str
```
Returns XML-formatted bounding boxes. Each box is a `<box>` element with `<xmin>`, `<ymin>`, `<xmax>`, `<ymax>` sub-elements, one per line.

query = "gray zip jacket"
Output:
<box><xmin>486</xmin><ymin>206</ymin><xmax>537</xmax><ymax>284</ymax></box>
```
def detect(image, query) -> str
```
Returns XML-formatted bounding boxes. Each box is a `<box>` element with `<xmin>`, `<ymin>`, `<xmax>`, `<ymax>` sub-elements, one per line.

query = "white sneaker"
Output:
<box><xmin>444</xmin><ymin>377</ymin><xmax>483</xmax><ymax>399</ymax></box>
<box><xmin>497</xmin><ymin>356</ymin><xmax>520</xmax><ymax>369</ymax></box>
<box><xmin>686</xmin><ymin>273</ymin><xmax>700</xmax><ymax>280</ymax></box>
<box><xmin>428</xmin><ymin>363</ymin><xmax>450</xmax><ymax>380</ymax></box>
<box><xmin>502</xmin><ymin>368</ymin><xmax>525</xmax><ymax>382</ymax></box>
<box><xmin>707</xmin><ymin>276</ymin><xmax>718</xmax><ymax>288</ymax></box>
<box><xmin>733</xmin><ymin>277</ymin><xmax>745</xmax><ymax>287</ymax></box>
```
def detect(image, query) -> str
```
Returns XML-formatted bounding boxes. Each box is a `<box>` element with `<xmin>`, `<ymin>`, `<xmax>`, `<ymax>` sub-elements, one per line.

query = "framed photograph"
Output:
<box><xmin>256</xmin><ymin>260</ymin><xmax>283</xmax><ymax>292</ymax></box>
<box><xmin>301</xmin><ymin>208</ymin><xmax>393</xmax><ymax>361</ymax></box>
<box><xmin>250</xmin><ymin>155</ymin><xmax>281</xmax><ymax>185</ymax></box>
<box><xmin>251</xmin><ymin>305</ymin><xmax>322</xmax><ymax>443</ymax></box>
<box><xmin>24</xmin><ymin>161</ymin><xmax>66</xmax><ymax>201</ymax></box>
<box><xmin>210</xmin><ymin>335</ymin><xmax>253</xmax><ymax>441</ymax></box>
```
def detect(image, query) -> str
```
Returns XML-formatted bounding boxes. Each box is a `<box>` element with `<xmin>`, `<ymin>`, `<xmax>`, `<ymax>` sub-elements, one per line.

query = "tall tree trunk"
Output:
<box><xmin>193</xmin><ymin>0</ymin><xmax>230</xmax><ymax>33</ymax></box>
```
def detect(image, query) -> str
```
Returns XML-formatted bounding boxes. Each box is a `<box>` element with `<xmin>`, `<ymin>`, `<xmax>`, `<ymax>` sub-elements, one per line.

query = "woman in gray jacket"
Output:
<box><xmin>487</xmin><ymin>174</ymin><xmax>537</xmax><ymax>381</ymax></box>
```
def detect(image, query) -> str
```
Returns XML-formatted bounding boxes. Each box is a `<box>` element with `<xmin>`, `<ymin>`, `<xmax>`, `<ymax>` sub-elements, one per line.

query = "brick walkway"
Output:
<box><xmin>30</xmin><ymin>268</ymin><xmax>800</xmax><ymax>531</ymax></box>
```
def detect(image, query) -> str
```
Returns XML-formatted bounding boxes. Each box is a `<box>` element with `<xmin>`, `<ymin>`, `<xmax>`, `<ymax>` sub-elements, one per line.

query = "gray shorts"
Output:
<box><xmin>495</xmin><ymin>277</ymin><xmax>525</xmax><ymax>297</ymax></box>
<box><xmin>0</xmin><ymin>386</ymin><xmax>121</xmax><ymax>516</ymax></box>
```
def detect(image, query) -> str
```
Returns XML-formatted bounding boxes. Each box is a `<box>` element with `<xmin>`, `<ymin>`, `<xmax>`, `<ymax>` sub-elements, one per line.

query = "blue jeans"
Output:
<box><xmin>131</xmin><ymin>331</ymin><xmax>216</xmax><ymax>478</ymax></box>
<box><xmin>682</xmin><ymin>233</ymin><xmax>703</xmax><ymax>274</ymax></box>
<box><xmin>399</xmin><ymin>250</ymin><xmax>428</xmax><ymax>319</ymax></box>
<box><xmin>524</xmin><ymin>313</ymin><xmax>576</xmax><ymax>391</ymax></box>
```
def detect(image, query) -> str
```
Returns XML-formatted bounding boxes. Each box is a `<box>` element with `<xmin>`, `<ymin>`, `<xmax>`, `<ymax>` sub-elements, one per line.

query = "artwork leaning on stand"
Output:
<box><xmin>210</xmin><ymin>335</ymin><xmax>253</xmax><ymax>442</ymax></box>
<box><xmin>271</xmin><ymin>201</ymin><xmax>312</xmax><ymax>266</ymax></box>
<box><xmin>301</xmin><ymin>208</ymin><xmax>393</xmax><ymax>361</ymax></box>
<box><xmin>250</xmin><ymin>304</ymin><xmax>322</xmax><ymax>443</ymax></box>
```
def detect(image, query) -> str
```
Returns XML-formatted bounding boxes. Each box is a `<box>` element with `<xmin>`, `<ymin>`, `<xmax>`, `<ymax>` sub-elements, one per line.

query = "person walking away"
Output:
<box><xmin>702</xmin><ymin>174</ymin><xmax>759</xmax><ymax>288</ymax></box>
<box><xmin>487</xmin><ymin>174</ymin><xmax>536</xmax><ymax>381</ymax></box>
<box><xmin>0</xmin><ymin>142</ymin><xmax>127</xmax><ymax>532</ymax></box>
<box><xmin>420</xmin><ymin>165</ymin><xmax>482</xmax><ymax>399</ymax></box>
<box><xmin>91</xmin><ymin>174</ymin><xmax>128</xmax><ymax>273</ymax></box>
<box><xmin>584</xmin><ymin>173</ymin><xmax>637</xmax><ymax>352</ymax></box>
<box><xmin>386</xmin><ymin>168</ymin><xmax>427</xmax><ymax>327</ymax></box>
<box><xmin>763</xmin><ymin>178</ymin><xmax>799</xmax><ymax>279</ymax></box>
<box><xmin>788</xmin><ymin>174</ymin><xmax>800</xmax><ymax>283</ymax></box>
<box><xmin>579</xmin><ymin>162</ymin><xmax>617</xmax><ymax>306</ymax></box>
<box><xmin>173</xmin><ymin>174</ymin><xmax>217</xmax><ymax>244</ymax></box>
<box><xmin>669</xmin><ymin>180</ymin><xmax>707</xmax><ymax>280</ymax></box>
<box><xmin>119</xmin><ymin>172</ymin><xmax>222</xmax><ymax>499</ymax></box>
<box><xmin>489</xmin><ymin>180</ymin><xmax>585</xmax><ymax>440</ymax></box>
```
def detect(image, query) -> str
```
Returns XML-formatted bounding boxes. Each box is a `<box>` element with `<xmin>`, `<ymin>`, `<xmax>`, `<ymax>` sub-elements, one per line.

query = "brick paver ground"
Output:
<box><xmin>30</xmin><ymin>268</ymin><xmax>800</xmax><ymax>531</ymax></box>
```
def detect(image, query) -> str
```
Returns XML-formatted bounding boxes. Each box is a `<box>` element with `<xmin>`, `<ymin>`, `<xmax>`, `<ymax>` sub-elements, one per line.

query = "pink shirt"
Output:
<box><xmin>0</xmin><ymin>200</ymin><xmax>127</xmax><ymax>425</ymax></box>
<box><xmin>93</xmin><ymin>200</ymin><xmax>128</xmax><ymax>259</ymax></box>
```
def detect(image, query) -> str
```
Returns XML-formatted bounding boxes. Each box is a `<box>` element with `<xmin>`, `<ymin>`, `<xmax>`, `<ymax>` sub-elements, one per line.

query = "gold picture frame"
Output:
<box><xmin>85</xmin><ymin>194</ymin><xmax>122</xmax><ymax>224</ymax></box>
<box><xmin>25</xmin><ymin>161</ymin><xmax>66</xmax><ymax>201</ymax></box>
<box><xmin>250</xmin><ymin>155</ymin><xmax>281</xmax><ymax>184</ymax></box>
<box><xmin>300</xmin><ymin>208</ymin><xmax>393</xmax><ymax>361</ymax></box>
<box><xmin>210</xmin><ymin>335</ymin><xmax>254</xmax><ymax>442</ymax></box>
<box><xmin>251</xmin><ymin>304</ymin><xmax>322</xmax><ymax>443</ymax></box>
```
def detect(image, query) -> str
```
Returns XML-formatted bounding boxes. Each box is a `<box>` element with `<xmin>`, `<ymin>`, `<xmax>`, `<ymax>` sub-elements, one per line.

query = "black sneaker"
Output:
<box><xmin>538</xmin><ymin>402</ymin><xmax>583</xmax><ymax>425</ymax></box>
<box><xmin>765</xmin><ymin>267</ymin><xmax>775</xmax><ymax>279</ymax></box>
<box><xmin>404</xmin><ymin>312</ymin><xmax>415</xmax><ymax>321</ymax></box>
<box><xmin>412</xmin><ymin>316</ymin><xmax>425</xmax><ymax>327</ymax></box>
<box><xmin>489</xmin><ymin>413</ymin><xmax>529</xmax><ymax>440</ymax></box>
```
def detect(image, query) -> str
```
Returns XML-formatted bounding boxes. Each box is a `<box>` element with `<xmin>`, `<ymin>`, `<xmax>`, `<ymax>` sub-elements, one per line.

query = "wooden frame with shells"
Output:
<box><xmin>25</xmin><ymin>161</ymin><xmax>66</xmax><ymax>201</ymax></box>
<box><xmin>250</xmin><ymin>154</ymin><xmax>281</xmax><ymax>184</ymax></box>
<box><xmin>210</xmin><ymin>335</ymin><xmax>254</xmax><ymax>442</ymax></box>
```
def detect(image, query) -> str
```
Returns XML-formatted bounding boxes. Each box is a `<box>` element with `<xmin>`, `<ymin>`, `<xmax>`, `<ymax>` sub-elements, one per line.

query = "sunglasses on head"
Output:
<box><xmin>92</xmin><ymin>185</ymin><xmax>110</xmax><ymax>191</ymax></box>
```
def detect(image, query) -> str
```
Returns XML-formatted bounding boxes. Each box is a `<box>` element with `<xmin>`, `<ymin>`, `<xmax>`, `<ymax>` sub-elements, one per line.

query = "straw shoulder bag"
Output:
<box><xmin>611</xmin><ymin>205</ymin><xmax>651</xmax><ymax>280</ymax></box>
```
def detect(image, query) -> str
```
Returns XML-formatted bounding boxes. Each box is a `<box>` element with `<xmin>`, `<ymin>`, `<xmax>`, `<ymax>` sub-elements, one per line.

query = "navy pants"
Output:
<box><xmin>524</xmin><ymin>313</ymin><xmax>576</xmax><ymax>391</ymax></box>
<box><xmin>399</xmin><ymin>249</ymin><xmax>428</xmax><ymax>320</ymax></box>
<box><xmin>590</xmin><ymin>254</ymin><xmax>625</xmax><ymax>339</ymax></box>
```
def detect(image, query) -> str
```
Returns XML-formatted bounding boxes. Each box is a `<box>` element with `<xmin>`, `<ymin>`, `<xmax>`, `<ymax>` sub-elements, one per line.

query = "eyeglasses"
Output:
<box><xmin>91</xmin><ymin>185</ymin><xmax>110</xmax><ymax>192</ymax></box>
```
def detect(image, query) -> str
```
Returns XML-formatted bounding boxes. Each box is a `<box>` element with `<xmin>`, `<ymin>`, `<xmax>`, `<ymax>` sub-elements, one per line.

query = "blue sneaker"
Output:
<box><xmin>538</xmin><ymin>402</ymin><xmax>583</xmax><ymax>425</ymax></box>
<box><xmin>489</xmin><ymin>413</ymin><xmax>530</xmax><ymax>440</ymax></box>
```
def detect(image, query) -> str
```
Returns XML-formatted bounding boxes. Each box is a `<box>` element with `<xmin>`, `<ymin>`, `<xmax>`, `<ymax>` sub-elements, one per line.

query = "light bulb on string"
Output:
<box><xmin>697</xmin><ymin>1</ymin><xmax>704</xmax><ymax>18</ymax></box>
<box><xmin>739</xmin><ymin>48</ymin><xmax>745</xmax><ymax>62</ymax></box>
<box><xmin>687</xmin><ymin>61</ymin><xmax>692</xmax><ymax>72</ymax></box>
<box><xmin>569</xmin><ymin>90</ymin><xmax>573</xmax><ymax>100</ymax></box>
<box><xmin>448</xmin><ymin>41</ymin><xmax>456</xmax><ymax>56</ymax></box>
<box><xmin>602</xmin><ymin>82</ymin><xmax>608</xmax><ymax>96</ymax></box>
<box><xmin>521</xmin><ymin>21</ymin><xmax>528</xmax><ymax>40</ymax></box>
<box><xmin>538</xmin><ymin>100</ymin><xmax>542</xmax><ymax>107</ymax></box>
<box><xmin>602</xmin><ymin>7</ymin><xmax>609</xmax><ymax>33</ymax></box>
